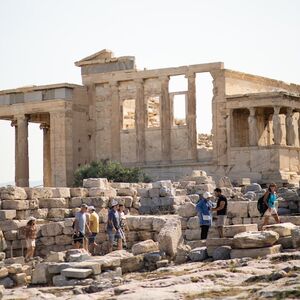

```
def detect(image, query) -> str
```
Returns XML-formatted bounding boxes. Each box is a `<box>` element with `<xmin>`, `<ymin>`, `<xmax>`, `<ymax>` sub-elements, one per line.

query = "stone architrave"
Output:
<box><xmin>248</xmin><ymin>107</ymin><xmax>258</xmax><ymax>146</ymax></box>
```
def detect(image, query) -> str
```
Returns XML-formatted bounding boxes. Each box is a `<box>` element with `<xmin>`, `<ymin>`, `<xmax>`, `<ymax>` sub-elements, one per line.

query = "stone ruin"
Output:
<box><xmin>1</xmin><ymin>49</ymin><xmax>300</xmax><ymax>189</ymax></box>
<box><xmin>0</xmin><ymin>173</ymin><xmax>300</xmax><ymax>293</ymax></box>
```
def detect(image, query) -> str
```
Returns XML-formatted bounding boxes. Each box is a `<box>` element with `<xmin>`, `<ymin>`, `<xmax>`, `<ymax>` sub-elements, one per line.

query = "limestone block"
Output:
<box><xmin>32</xmin><ymin>209</ymin><xmax>48</xmax><ymax>219</ymax></box>
<box><xmin>277</xmin><ymin>236</ymin><xmax>293</xmax><ymax>249</ymax></box>
<box><xmin>48</xmin><ymin>208</ymin><xmax>71</xmax><ymax>219</ymax></box>
<box><xmin>218</xmin><ymin>177</ymin><xmax>233</xmax><ymax>188</ymax></box>
<box><xmin>0</xmin><ymin>277</ymin><xmax>14</xmax><ymax>288</ymax></box>
<box><xmin>3</xmin><ymin>230</ymin><xmax>18</xmax><ymax>241</ymax></box>
<box><xmin>149</xmin><ymin>188</ymin><xmax>160</xmax><ymax>198</ymax></box>
<box><xmin>223</xmin><ymin>224</ymin><xmax>258</xmax><ymax>238</ymax></box>
<box><xmin>231</xmin><ymin>217</ymin><xmax>243</xmax><ymax>225</ymax></box>
<box><xmin>61</xmin><ymin>268</ymin><xmax>92</xmax><ymax>279</ymax></box>
<box><xmin>115</xmin><ymin>196</ymin><xmax>133</xmax><ymax>208</ymax></box>
<box><xmin>120</xmin><ymin>254</ymin><xmax>144</xmax><ymax>273</ymax></box>
<box><xmin>291</xmin><ymin>227</ymin><xmax>300</xmax><ymax>248</ymax></box>
<box><xmin>117</xmin><ymin>188</ymin><xmax>136</xmax><ymax>197</ymax></box>
<box><xmin>16</xmin><ymin>208</ymin><xmax>32</xmax><ymax>220</ymax></box>
<box><xmin>243</xmin><ymin>218</ymin><xmax>252</xmax><ymax>224</ymax></box>
<box><xmin>185</xmin><ymin>229</ymin><xmax>201</xmax><ymax>241</ymax></box>
<box><xmin>1</xmin><ymin>186</ymin><xmax>27</xmax><ymax>200</ymax></box>
<box><xmin>187</xmin><ymin>216</ymin><xmax>199</xmax><ymax>229</ymax></box>
<box><xmin>152</xmin><ymin>180</ymin><xmax>173</xmax><ymax>189</ymax></box>
<box><xmin>63</xmin><ymin>227</ymin><xmax>74</xmax><ymax>235</ymax></box>
<box><xmin>206</xmin><ymin>238</ymin><xmax>234</xmax><ymax>256</ymax></box>
<box><xmin>70</xmin><ymin>188</ymin><xmax>89</xmax><ymax>197</ymax></box>
<box><xmin>236</xmin><ymin>178</ymin><xmax>251</xmax><ymax>186</ymax></box>
<box><xmin>2</xmin><ymin>200</ymin><xmax>29</xmax><ymax>210</ymax></box>
<box><xmin>69</xmin><ymin>197</ymin><xmax>83</xmax><ymax>208</ymax></box>
<box><xmin>51</xmin><ymin>188</ymin><xmax>70</xmax><ymax>198</ymax></box>
<box><xmin>73</xmin><ymin>261</ymin><xmax>102</xmax><ymax>275</ymax></box>
<box><xmin>137</xmin><ymin>188</ymin><xmax>149</xmax><ymax>198</ymax></box>
<box><xmin>31</xmin><ymin>263</ymin><xmax>51</xmax><ymax>284</ymax></box>
<box><xmin>186</xmin><ymin>240</ymin><xmax>206</xmax><ymax>249</ymax></box>
<box><xmin>98</xmin><ymin>208</ymin><xmax>108</xmax><ymax>223</ymax></box>
<box><xmin>11</xmin><ymin>273</ymin><xmax>27</xmax><ymax>286</ymax></box>
<box><xmin>55</xmin><ymin>235</ymin><xmax>73</xmax><ymax>245</ymax></box>
<box><xmin>47</xmin><ymin>262</ymin><xmax>72</xmax><ymax>274</ymax></box>
<box><xmin>41</xmin><ymin>222</ymin><xmax>64</xmax><ymax>237</ymax></box>
<box><xmin>152</xmin><ymin>217</ymin><xmax>167</xmax><ymax>232</ymax></box>
<box><xmin>0</xmin><ymin>210</ymin><xmax>16</xmax><ymax>220</ymax></box>
<box><xmin>0</xmin><ymin>267</ymin><xmax>8</xmax><ymax>279</ymax></box>
<box><xmin>281</xmin><ymin>216</ymin><xmax>300</xmax><ymax>225</ymax></box>
<box><xmin>83</xmin><ymin>178</ymin><xmax>109</xmax><ymax>189</ymax></box>
<box><xmin>52</xmin><ymin>274</ymin><xmax>76</xmax><ymax>287</ymax></box>
<box><xmin>176</xmin><ymin>202</ymin><xmax>197</xmax><ymax>218</ymax></box>
<box><xmin>4</xmin><ymin>256</ymin><xmax>25</xmax><ymax>265</ymax></box>
<box><xmin>233</xmin><ymin>230</ymin><xmax>279</xmax><ymax>249</ymax></box>
<box><xmin>45</xmin><ymin>251</ymin><xmax>66</xmax><ymax>262</ymax></box>
<box><xmin>194</xmin><ymin>184</ymin><xmax>215</xmax><ymax>194</ymax></box>
<box><xmin>90</xmin><ymin>197</ymin><xmax>109</xmax><ymax>208</ymax></box>
<box><xmin>243</xmin><ymin>191</ymin><xmax>257</xmax><ymax>201</ymax></box>
<box><xmin>174</xmin><ymin>244</ymin><xmax>191</xmax><ymax>264</ymax></box>
<box><xmin>39</xmin><ymin>198</ymin><xmax>68</xmax><ymax>208</ymax></box>
<box><xmin>245</xmin><ymin>183</ymin><xmax>262</xmax><ymax>193</ymax></box>
<box><xmin>212</xmin><ymin>246</ymin><xmax>231</xmax><ymax>261</ymax></box>
<box><xmin>6</xmin><ymin>263</ymin><xmax>22</xmax><ymax>274</ymax></box>
<box><xmin>227</xmin><ymin>201</ymin><xmax>248</xmax><ymax>218</ymax></box>
<box><xmin>0</xmin><ymin>220</ymin><xmax>27</xmax><ymax>232</ymax></box>
<box><xmin>131</xmin><ymin>239</ymin><xmax>159</xmax><ymax>255</ymax></box>
<box><xmin>188</xmin><ymin>247</ymin><xmax>208</xmax><ymax>261</ymax></box>
<box><xmin>230</xmin><ymin>244</ymin><xmax>282</xmax><ymax>259</ymax></box>
<box><xmin>26</xmin><ymin>187</ymin><xmax>53</xmax><ymax>200</ymax></box>
<box><xmin>88</xmin><ymin>188</ymin><xmax>117</xmax><ymax>198</ymax></box>
<box><xmin>158</xmin><ymin>218</ymin><xmax>182</xmax><ymax>257</ymax></box>
<box><xmin>264</xmin><ymin>223</ymin><xmax>297</xmax><ymax>237</ymax></box>
<box><xmin>176</xmin><ymin>189</ymin><xmax>187</xmax><ymax>196</ymax></box>
<box><xmin>248</xmin><ymin>201</ymin><xmax>260</xmax><ymax>217</ymax></box>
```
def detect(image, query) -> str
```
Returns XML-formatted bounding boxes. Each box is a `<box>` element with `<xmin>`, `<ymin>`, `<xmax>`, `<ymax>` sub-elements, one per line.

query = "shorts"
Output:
<box><xmin>26</xmin><ymin>239</ymin><xmax>36</xmax><ymax>248</ymax></box>
<box><xmin>88</xmin><ymin>232</ymin><xmax>97</xmax><ymax>245</ymax></box>
<box><xmin>73</xmin><ymin>231</ymin><xmax>85</xmax><ymax>244</ymax></box>
<box><xmin>107</xmin><ymin>230</ymin><xmax>121</xmax><ymax>243</ymax></box>
<box><xmin>264</xmin><ymin>207</ymin><xmax>277</xmax><ymax>216</ymax></box>
<box><xmin>216</xmin><ymin>215</ymin><xmax>227</xmax><ymax>227</ymax></box>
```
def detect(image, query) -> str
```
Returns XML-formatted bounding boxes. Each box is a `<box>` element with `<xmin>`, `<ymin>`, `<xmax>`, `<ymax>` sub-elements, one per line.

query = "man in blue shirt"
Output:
<box><xmin>107</xmin><ymin>199</ymin><xmax>122</xmax><ymax>252</ymax></box>
<box><xmin>196</xmin><ymin>192</ymin><xmax>213</xmax><ymax>240</ymax></box>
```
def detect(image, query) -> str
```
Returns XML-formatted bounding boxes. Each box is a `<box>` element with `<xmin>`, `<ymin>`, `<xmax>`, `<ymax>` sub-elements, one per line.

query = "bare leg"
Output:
<box><xmin>117</xmin><ymin>239</ymin><xmax>123</xmax><ymax>250</ymax></box>
<box><xmin>217</xmin><ymin>227</ymin><xmax>224</xmax><ymax>238</ymax></box>
<box><xmin>272</xmin><ymin>214</ymin><xmax>280</xmax><ymax>224</ymax></box>
<box><xmin>108</xmin><ymin>242</ymin><xmax>113</xmax><ymax>253</ymax></box>
<box><xmin>25</xmin><ymin>246</ymin><xmax>32</xmax><ymax>260</ymax></box>
<box><xmin>263</xmin><ymin>216</ymin><xmax>269</xmax><ymax>227</ymax></box>
<box><xmin>74</xmin><ymin>242</ymin><xmax>81</xmax><ymax>249</ymax></box>
<box><xmin>31</xmin><ymin>247</ymin><xmax>35</xmax><ymax>259</ymax></box>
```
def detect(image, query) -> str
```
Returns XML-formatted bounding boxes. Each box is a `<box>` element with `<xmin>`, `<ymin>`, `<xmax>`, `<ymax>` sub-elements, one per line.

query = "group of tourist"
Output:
<box><xmin>73</xmin><ymin>201</ymin><xmax>128</xmax><ymax>254</ymax></box>
<box><xmin>196</xmin><ymin>183</ymin><xmax>281</xmax><ymax>240</ymax></box>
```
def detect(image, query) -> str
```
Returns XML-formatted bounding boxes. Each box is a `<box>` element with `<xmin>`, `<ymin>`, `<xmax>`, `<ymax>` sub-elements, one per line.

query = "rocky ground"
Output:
<box><xmin>2</xmin><ymin>251</ymin><xmax>300</xmax><ymax>300</ymax></box>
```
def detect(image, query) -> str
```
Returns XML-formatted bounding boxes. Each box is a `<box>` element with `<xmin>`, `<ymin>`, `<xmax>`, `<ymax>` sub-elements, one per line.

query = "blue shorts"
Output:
<box><xmin>88</xmin><ymin>232</ymin><xmax>97</xmax><ymax>245</ymax></box>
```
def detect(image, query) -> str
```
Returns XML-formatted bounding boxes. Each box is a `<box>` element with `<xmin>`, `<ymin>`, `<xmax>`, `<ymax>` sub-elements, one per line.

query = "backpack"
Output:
<box><xmin>257</xmin><ymin>194</ymin><xmax>268</xmax><ymax>217</ymax></box>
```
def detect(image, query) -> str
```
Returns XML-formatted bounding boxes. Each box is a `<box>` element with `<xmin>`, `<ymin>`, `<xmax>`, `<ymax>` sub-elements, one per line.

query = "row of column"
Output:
<box><xmin>11</xmin><ymin>115</ymin><xmax>51</xmax><ymax>187</ymax></box>
<box><xmin>109</xmin><ymin>73</ymin><xmax>198</xmax><ymax>164</ymax></box>
<box><xmin>247</xmin><ymin>106</ymin><xmax>300</xmax><ymax>147</ymax></box>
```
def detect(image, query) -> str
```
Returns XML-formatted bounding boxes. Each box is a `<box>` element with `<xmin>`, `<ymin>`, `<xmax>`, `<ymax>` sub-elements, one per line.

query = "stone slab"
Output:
<box><xmin>230</xmin><ymin>244</ymin><xmax>282</xmax><ymax>259</ymax></box>
<box><xmin>61</xmin><ymin>268</ymin><xmax>92</xmax><ymax>279</ymax></box>
<box><xmin>264</xmin><ymin>222</ymin><xmax>297</xmax><ymax>237</ymax></box>
<box><xmin>223</xmin><ymin>224</ymin><xmax>258</xmax><ymax>238</ymax></box>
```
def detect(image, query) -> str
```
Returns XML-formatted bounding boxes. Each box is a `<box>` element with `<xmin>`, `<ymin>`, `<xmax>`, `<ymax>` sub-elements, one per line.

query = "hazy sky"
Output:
<box><xmin>0</xmin><ymin>0</ymin><xmax>299</xmax><ymax>184</ymax></box>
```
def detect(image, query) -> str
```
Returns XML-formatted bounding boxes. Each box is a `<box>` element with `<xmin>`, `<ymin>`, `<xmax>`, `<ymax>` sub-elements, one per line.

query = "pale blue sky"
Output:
<box><xmin>0</xmin><ymin>0</ymin><xmax>299</xmax><ymax>184</ymax></box>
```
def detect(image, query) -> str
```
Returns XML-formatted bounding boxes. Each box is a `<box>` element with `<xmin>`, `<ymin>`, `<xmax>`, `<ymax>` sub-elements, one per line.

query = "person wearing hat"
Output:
<box><xmin>196</xmin><ymin>192</ymin><xmax>214</xmax><ymax>240</ymax></box>
<box><xmin>73</xmin><ymin>204</ymin><xmax>91</xmax><ymax>250</ymax></box>
<box><xmin>88</xmin><ymin>206</ymin><xmax>99</xmax><ymax>255</ymax></box>
<box><xmin>107</xmin><ymin>199</ymin><xmax>122</xmax><ymax>252</ymax></box>
<box><xmin>24</xmin><ymin>217</ymin><xmax>37</xmax><ymax>261</ymax></box>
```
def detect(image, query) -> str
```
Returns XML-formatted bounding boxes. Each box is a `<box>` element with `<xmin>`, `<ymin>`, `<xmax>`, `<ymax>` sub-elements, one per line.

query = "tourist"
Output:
<box><xmin>24</xmin><ymin>217</ymin><xmax>37</xmax><ymax>262</ymax></box>
<box><xmin>73</xmin><ymin>204</ymin><xmax>91</xmax><ymax>250</ymax></box>
<box><xmin>118</xmin><ymin>204</ymin><xmax>129</xmax><ymax>248</ymax></box>
<box><xmin>212</xmin><ymin>188</ymin><xmax>228</xmax><ymax>238</ymax></box>
<box><xmin>262</xmin><ymin>183</ymin><xmax>280</xmax><ymax>227</ymax></box>
<box><xmin>196</xmin><ymin>191</ymin><xmax>214</xmax><ymax>240</ymax></box>
<box><xmin>107</xmin><ymin>199</ymin><xmax>122</xmax><ymax>252</ymax></box>
<box><xmin>88</xmin><ymin>206</ymin><xmax>99</xmax><ymax>255</ymax></box>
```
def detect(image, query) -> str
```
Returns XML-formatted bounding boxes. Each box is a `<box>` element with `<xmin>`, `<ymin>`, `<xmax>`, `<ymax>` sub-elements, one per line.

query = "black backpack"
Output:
<box><xmin>257</xmin><ymin>194</ymin><xmax>268</xmax><ymax>217</ymax></box>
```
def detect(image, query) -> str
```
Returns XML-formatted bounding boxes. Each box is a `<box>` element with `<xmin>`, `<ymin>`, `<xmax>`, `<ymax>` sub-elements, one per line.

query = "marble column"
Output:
<box><xmin>110</xmin><ymin>81</ymin><xmax>121</xmax><ymax>161</ymax></box>
<box><xmin>160</xmin><ymin>76</ymin><xmax>171</xmax><ymax>162</ymax></box>
<box><xmin>135</xmin><ymin>79</ymin><xmax>146</xmax><ymax>164</ymax></box>
<box><xmin>15</xmin><ymin>115</ymin><xmax>29</xmax><ymax>187</ymax></box>
<box><xmin>11</xmin><ymin>120</ymin><xmax>19</xmax><ymax>185</ymax></box>
<box><xmin>248</xmin><ymin>107</ymin><xmax>258</xmax><ymax>146</ymax></box>
<box><xmin>286</xmin><ymin>108</ymin><xmax>297</xmax><ymax>146</ymax></box>
<box><xmin>40</xmin><ymin>123</ymin><xmax>51</xmax><ymax>186</ymax></box>
<box><xmin>186</xmin><ymin>73</ymin><xmax>197</xmax><ymax>160</ymax></box>
<box><xmin>273</xmin><ymin>106</ymin><xmax>283</xmax><ymax>145</ymax></box>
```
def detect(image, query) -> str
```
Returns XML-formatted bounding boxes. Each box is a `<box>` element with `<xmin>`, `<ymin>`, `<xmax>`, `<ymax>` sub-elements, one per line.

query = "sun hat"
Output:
<box><xmin>88</xmin><ymin>206</ymin><xmax>95</xmax><ymax>211</ymax></box>
<box><xmin>203</xmin><ymin>191</ymin><xmax>213</xmax><ymax>199</ymax></box>
<box><xmin>111</xmin><ymin>199</ymin><xmax>119</xmax><ymax>207</ymax></box>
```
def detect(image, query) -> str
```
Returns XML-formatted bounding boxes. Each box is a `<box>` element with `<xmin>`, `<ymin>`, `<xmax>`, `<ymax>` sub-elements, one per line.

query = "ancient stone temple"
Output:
<box><xmin>0</xmin><ymin>49</ymin><xmax>300</xmax><ymax>187</ymax></box>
